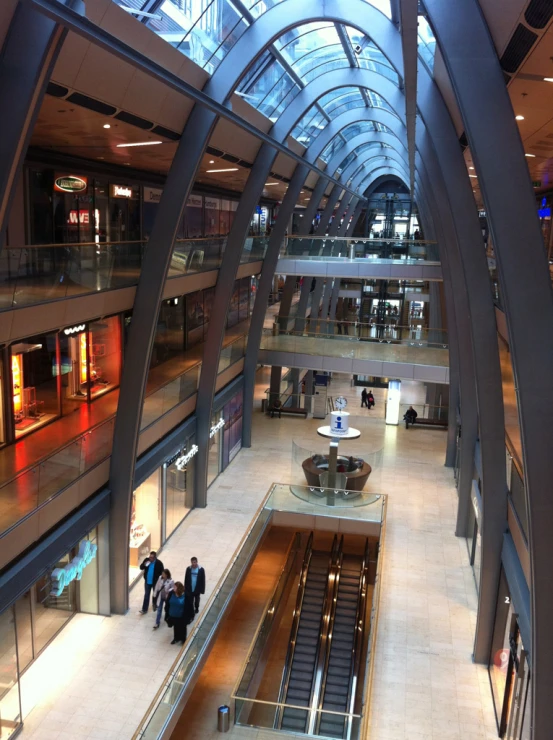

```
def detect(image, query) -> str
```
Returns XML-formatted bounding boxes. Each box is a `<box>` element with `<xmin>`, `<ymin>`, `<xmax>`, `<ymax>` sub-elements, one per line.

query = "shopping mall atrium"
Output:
<box><xmin>0</xmin><ymin>0</ymin><xmax>551</xmax><ymax>738</ymax></box>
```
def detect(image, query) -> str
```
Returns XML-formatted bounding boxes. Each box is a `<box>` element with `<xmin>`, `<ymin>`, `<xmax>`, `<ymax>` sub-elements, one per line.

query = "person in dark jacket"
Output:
<box><xmin>404</xmin><ymin>406</ymin><xmax>418</xmax><ymax>428</ymax></box>
<box><xmin>165</xmin><ymin>582</ymin><xmax>194</xmax><ymax>644</ymax></box>
<box><xmin>361</xmin><ymin>388</ymin><xmax>368</xmax><ymax>408</ymax></box>
<box><xmin>139</xmin><ymin>551</ymin><xmax>164</xmax><ymax>615</ymax></box>
<box><xmin>184</xmin><ymin>557</ymin><xmax>206</xmax><ymax>614</ymax></box>
<box><xmin>367</xmin><ymin>391</ymin><xmax>375</xmax><ymax>410</ymax></box>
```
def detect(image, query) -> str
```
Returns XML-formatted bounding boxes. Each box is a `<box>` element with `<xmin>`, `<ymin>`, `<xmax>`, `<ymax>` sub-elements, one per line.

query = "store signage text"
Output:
<box><xmin>50</xmin><ymin>540</ymin><xmax>98</xmax><ymax>597</ymax></box>
<box><xmin>209</xmin><ymin>418</ymin><xmax>225</xmax><ymax>438</ymax></box>
<box><xmin>54</xmin><ymin>175</ymin><xmax>88</xmax><ymax>193</ymax></box>
<box><xmin>111</xmin><ymin>184</ymin><xmax>133</xmax><ymax>198</ymax></box>
<box><xmin>64</xmin><ymin>324</ymin><xmax>86</xmax><ymax>336</ymax></box>
<box><xmin>174</xmin><ymin>444</ymin><xmax>198</xmax><ymax>471</ymax></box>
<box><xmin>143</xmin><ymin>186</ymin><xmax>163</xmax><ymax>204</ymax></box>
<box><xmin>67</xmin><ymin>210</ymin><xmax>91</xmax><ymax>225</ymax></box>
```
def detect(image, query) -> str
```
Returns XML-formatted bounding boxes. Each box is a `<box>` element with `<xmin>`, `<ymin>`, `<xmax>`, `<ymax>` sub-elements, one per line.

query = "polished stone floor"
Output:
<box><xmin>17</xmin><ymin>372</ymin><xmax>497</xmax><ymax>740</ymax></box>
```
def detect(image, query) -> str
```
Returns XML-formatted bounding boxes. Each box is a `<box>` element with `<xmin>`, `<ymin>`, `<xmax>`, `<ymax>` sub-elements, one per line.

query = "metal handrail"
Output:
<box><xmin>273</xmin><ymin>532</ymin><xmax>315</xmax><ymax>729</ymax></box>
<box><xmin>285</xmin><ymin>236</ymin><xmax>437</xmax><ymax>244</ymax></box>
<box><xmin>6</xmin><ymin>236</ymin><xmax>229</xmax><ymax>249</ymax></box>
<box><xmin>345</xmin><ymin>538</ymin><xmax>371</xmax><ymax>740</ymax></box>
<box><xmin>275</xmin><ymin>318</ymin><xmax>445</xmax><ymax>335</ymax></box>
<box><xmin>313</xmin><ymin>536</ymin><xmax>345</xmax><ymax>736</ymax></box>
<box><xmin>230</xmin><ymin>694</ymin><xmax>361</xmax><ymax>718</ymax></box>
<box><xmin>305</xmin><ymin>535</ymin><xmax>341</xmax><ymax>735</ymax></box>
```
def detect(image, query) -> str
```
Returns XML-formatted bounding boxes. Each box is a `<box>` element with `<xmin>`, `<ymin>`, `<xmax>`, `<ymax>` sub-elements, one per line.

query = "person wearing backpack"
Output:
<box><xmin>165</xmin><ymin>581</ymin><xmax>194</xmax><ymax>644</ymax></box>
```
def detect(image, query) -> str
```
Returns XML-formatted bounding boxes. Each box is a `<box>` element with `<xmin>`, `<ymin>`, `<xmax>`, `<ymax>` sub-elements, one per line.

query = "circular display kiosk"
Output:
<box><xmin>302</xmin><ymin>454</ymin><xmax>372</xmax><ymax>491</ymax></box>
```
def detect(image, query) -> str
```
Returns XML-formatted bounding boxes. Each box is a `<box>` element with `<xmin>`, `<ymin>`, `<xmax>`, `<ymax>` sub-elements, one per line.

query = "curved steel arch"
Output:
<box><xmin>332</xmin><ymin>133</ymin><xmax>409</xmax><ymax>174</ymax></box>
<box><xmin>347</xmin><ymin>151</ymin><xmax>410</xmax><ymax>188</ymax></box>
<box><xmin>425</xmin><ymin>4</ymin><xmax>553</xmax><ymax>722</ymax></box>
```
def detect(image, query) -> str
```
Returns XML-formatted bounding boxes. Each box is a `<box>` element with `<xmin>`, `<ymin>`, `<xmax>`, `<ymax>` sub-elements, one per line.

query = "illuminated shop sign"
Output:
<box><xmin>54</xmin><ymin>175</ymin><xmax>88</xmax><ymax>193</ymax></box>
<box><xmin>209</xmin><ymin>418</ymin><xmax>225</xmax><ymax>438</ymax></box>
<box><xmin>63</xmin><ymin>324</ymin><xmax>86</xmax><ymax>336</ymax></box>
<box><xmin>50</xmin><ymin>540</ymin><xmax>98</xmax><ymax>597</ymax></box>
<box><xmin>174</xmin><ymin>445</ymin><xmax>198</xmax><ymax>471</ymax></box>
<box><xmin>187</xmin><ymin>194</ymin><xmax>203</xmax><ymax>208</ymax></box>
<box><xmin>67</xmin><ymin>210</ymin><xmax>90</xmax><ymax>225</ymax></box>
<box><xmin>111</xmin><ymin>184</ymin><xmax>133</xmax><ymax>198</ymax></box>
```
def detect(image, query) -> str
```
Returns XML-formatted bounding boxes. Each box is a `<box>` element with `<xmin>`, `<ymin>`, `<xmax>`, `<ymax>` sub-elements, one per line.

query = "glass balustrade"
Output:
<box><xmin>0</xmin><ymin>331</ymin><xmax>247</xmax><ymax>539</ymax></box>
<box><xmin>0</xmin><ymin>237</ymin><xmax>267</xmax><ymax>311</ymax></box>
<box><xmin>271</xmin><ymin>317</ymin><xmax>448</xmax><ymax>348</ymax></box>
<box><xmin>280</xmin><ymin>236</ymin><xmax>439</xmax><ymax>261</ymax></box>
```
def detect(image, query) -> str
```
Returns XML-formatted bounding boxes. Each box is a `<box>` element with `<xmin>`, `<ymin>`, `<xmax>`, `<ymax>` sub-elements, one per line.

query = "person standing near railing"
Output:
<box><xmin>184</xmin><ymin>557</ymin><xmax>206</xmax><ymax>614</ymax></box>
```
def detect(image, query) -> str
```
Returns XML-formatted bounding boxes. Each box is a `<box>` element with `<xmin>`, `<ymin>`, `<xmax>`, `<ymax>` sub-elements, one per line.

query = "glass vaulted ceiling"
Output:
<box><xmin>118</xmin><ymin>0</ymin><xmax>392</xmax><ymax>75</ymax></box>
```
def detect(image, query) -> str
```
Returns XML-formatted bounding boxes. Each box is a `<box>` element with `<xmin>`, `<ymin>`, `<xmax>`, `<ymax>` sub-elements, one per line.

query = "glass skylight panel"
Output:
<box><xmin>418</xmin><ymin>14</ymin><xmax>436</xmax><ymax>71</ymax></box>
<box><xmin>360</xmin><ymin>0</ymin><xmax>392</xmax><ymax>18</ymax></box>
<box><xmin>246</xmin><ymin>0</ymin><xmax>287</xmax><ymax>20</ymax></box>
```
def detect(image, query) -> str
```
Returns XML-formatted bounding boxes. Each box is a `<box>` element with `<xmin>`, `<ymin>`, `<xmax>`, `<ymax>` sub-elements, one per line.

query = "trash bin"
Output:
<box><xmin>217</xmin><ymin>705</ymin><xmax>230</xmax><ymax>732</ymax></box>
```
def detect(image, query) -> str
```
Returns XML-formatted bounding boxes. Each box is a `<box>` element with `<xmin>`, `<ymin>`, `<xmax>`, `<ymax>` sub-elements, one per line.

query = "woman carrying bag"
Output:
<box><xmin>165</xmin><ymin>581</ymin><xmax>194</xmax><ymax>644</ymax></box>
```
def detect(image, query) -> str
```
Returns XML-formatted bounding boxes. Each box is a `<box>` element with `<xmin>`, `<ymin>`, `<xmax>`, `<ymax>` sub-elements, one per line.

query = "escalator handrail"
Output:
<box><xmin>273</xmin><ymin>531</ymin><xmax>314</xmax><ymax>728</ymax></box>
<box><xmin>306</xmin><ymin>535</ymin><xmax>342</xmax><ymax>735</ymax></box>
<box><xmin>313</xmin><ymin>535</ymin><xmax>345</xmax><ymax>735</ymax></box>
<box><xmin>345</xmin><ymin>538</ymin><xmax>371</xmax><ymax>740</ymax></box>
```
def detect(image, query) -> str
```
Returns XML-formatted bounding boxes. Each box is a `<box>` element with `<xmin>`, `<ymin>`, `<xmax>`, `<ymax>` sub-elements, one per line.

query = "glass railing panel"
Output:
<box><xmin>0</xmin><ymin>238</ymin><xmax>232</xmax><ymax>311</ymax></box>
<box><xmin>269</xmin><ymin>319</ymin><xmax>449</xmax><ymax>348</ymax></box>
<box><xmin>281</xmin><ymin>236</ymin><xmax>439</xmax><ymax>261</ymax></box>
<box><xmin>140</xmin><ymin>364</ymin><xmax>200</xmax><ymax>431</ymax></box>
<box><xmin>241</xmin><ymin>237</ymin><xmax>269</xmax><ymax>264</ymax></box>
<box><xmin>217</xmin><ymin>334</ymin><xmax>247</xmax><ymax>374</ymax></box>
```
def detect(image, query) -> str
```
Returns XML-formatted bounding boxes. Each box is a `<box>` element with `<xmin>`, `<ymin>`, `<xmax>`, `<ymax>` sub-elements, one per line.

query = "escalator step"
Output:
<box><xmin>329</xmin><ymin>658</ymin><xmax>352</xmax><ymax>669</ymax></box>
<box><xmin>283</xmin><ymin>708</ymin><xmax>308</xmax><ymax>720</ymax></box>
<box><xmin>289</xmin><ymin>678</ymin><xmax>313</xmax><ymax>691</ymax></box>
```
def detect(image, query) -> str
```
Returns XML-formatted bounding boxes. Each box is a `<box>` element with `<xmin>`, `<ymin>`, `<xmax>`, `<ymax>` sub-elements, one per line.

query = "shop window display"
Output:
<box><xmin>33</xmin><ymin>552</ymin><xmax>77</xmax><ymax>655</ymax></box>
<box><xmin>0</xmin><ymin>609</ymin><xmax>21</xmax><ymax>738</ymax></box>
<box><xmin>150</xmin><ymin>298</ymin><xmax>185</xmax><ymax>372</ymax></box>
<box><xmin>130</xmin><ymin>470</ymin><xmax>161</xmax><ymax>582</ymax></box>
<box><xmin>11</xmin><ymin>333</ymin><xmax>58</xmax><ymax>438</ymax></box>
<box><xmin>165</xmin><ymin>452</ymin><xmax>194</xmax><ymax>540</ymax></box>
<box><xmin>204</xmin><ymin>197</ymin><xmax>221</xmax><ymax>237</ymax></box>
<box><xmin>59</xmin><ymin>317</ymin><xmax>121</xmax><ymax>407</ymax></box>
<box><xmin>223</xmin><ymin>390</ymin><xmax>244</xmax><ymax>468</ymax></box>
<box><xmin>207</xmin><ymin>413</ymin><xmax>223</xmax><ymax>488</ymax></box>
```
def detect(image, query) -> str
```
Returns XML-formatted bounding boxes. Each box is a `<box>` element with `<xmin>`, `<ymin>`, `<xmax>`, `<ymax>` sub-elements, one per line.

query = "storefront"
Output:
<box><xmin>26</xmin><ymin>164</ymin><xmax>242</xmax><ymax>245</ymax></box>
<box><xmin>0</xmin><ymin>519</ymin><xmax>108</xmax><ymax>737</ymax></box>
<box><xmin>488</xmin><ymin>540</ymin><xmax>531</xmax><ymax>740</ymax></box>
<box><xmin>9</xmin><ymin>317</ymin><xmax>122</xmax><ymax>439</ymax></box>
<box><xmin>208</xmin><ymin>384</ymin><xmax>244</xmax><ymax>489</ymax></box>
<box><xmin>129</xmin><ymin>438</ymin><xmax>196</xmax><ymax>583</ymax></box>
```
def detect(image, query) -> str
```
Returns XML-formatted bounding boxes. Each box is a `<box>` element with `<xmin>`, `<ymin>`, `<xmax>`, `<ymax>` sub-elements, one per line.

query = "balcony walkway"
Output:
<box><xmin>259</xmin><ymin>332</ymin><xmax>449</xmax><ymax>384</ymax></box>
<box><xmin>276</xmin><ymin>256</ymin><xmax>442</xmax><ymax>281</ymax></box>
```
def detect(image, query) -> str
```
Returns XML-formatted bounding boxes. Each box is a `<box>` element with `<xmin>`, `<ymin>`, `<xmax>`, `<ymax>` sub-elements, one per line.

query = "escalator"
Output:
<box><xmin>316</xmin><ymin>541</ymin><xmax>370</xmax><ymax>738</ymax></box>
<box><xmin>275</xmin><ymin>535</ymin><xmax>370</xmax><ymax>739</ymax></box>
<box><xmin>276</xmin><ymin>535</ymin><xmax>338</xmax><ymax>734</ymax></box>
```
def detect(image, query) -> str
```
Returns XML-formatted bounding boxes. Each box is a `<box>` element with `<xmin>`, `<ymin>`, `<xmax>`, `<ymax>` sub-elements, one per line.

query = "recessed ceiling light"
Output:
<box><xmin>103</xmin><ymin>124</ymin><xmax>111</xmax><ymax>129</ymax></box>
<box><xmin>515</xmin><ymin>115</ymin><xmax>525</xmax><ymax>121</ymax></box>
<box><xmin>469</xmin><ymin>174</ymin><xmax>477</xmax><ymax>178</ymax></box>
<box><xmin>209</xmin><ymin>160</ymin><xmax>215</xmax><ymax>164</ymax></box>
<box><xmin>525</xmin><ymin>153</ymin><xmax>536</xmax><ymax>158</ymax></box>
<box><xmin>116</xmin><ymin>141</ymin><xmax>162</xmax><ymax>148</ymax></box>
<box><xmin>544</xmin><ymin>77</ymin><xmax>553</xmax><ymax>82</ymax></box>
<box><xmin>469</xmin><ymin>166</ymin><xmax>474</xmax><ymax>170</ymax></box>
<box><xmin>264</xmin><ymin>182</ymin><xmax>279</xmax><ymax>186</ymax></box>
<box><xmin>206</xmin><ymin>167</ymin><xmax>239</xmax><ymax>173</ymax></box>
<box><xmin>124</xmin><ymin>162</ymin><xmax>130</xmax><ymax>165</ymax></box>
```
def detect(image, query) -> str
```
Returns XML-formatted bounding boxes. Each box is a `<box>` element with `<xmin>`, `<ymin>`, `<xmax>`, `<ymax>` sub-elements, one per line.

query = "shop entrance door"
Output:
<box><xmin>505</xmin><ymin>641</ymin><xmax>531</xmax><ymax>740</ymax></box>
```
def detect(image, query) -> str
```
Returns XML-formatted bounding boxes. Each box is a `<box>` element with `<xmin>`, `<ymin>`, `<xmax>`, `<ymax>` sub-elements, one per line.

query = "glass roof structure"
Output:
<box><xmin>113</xmin><ymin>0</ymin><xmax>407</xmax><ymax>193</ymax></box>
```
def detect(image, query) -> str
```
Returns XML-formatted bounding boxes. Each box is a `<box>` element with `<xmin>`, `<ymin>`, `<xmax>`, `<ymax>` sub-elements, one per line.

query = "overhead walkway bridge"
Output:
<box><xmin>259</xmin><ymin>321</ymin><xmax>450</xmax><ymax>384</ymax></box>
<box><xmin>277</xmin><ymin>236</ymin><xmax>441</xmax><ymax>281</ymax></box>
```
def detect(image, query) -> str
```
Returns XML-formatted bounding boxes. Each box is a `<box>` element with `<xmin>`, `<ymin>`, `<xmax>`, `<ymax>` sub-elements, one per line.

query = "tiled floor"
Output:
<box><xmin>17</xmin><ymin>371</ymin><xmax>497</xmax><ymax>740</ymax></box>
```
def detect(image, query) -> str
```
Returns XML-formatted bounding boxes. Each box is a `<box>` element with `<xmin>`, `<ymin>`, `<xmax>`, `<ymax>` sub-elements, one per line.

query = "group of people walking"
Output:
<box><xmin>360</xmin><ymin>388</ymin><xmax>375</xmax><ymax>409</ymax></box>
<box><xmin>139</xmin><ymin>551</ymin><xmax>206</xmax><ymax>645</ymax></box>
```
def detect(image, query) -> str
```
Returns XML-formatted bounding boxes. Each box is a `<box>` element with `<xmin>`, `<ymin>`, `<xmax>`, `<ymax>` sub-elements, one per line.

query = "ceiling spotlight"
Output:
<box><xmin>103</xmin><ymin>124</ymin><xmax>111</xmax><ymax>129</ymax></box>
<box><xmin>469</xmin><ymin>174</ymin><xmax>477</xmax><ymax>178</ymax></box>
<box><xmin>469</xmin><ymin>166</ymin><xmax>474</xmax><ymax>170</ymax></box>
<box><xmin>525</xmin><ymin>153</ymin><xmax>536</xmax><ymax>158</ymax></box>
<box><xmin>206</xmin><ymin>167</ymin><xmax>239</xmax><ymax>173</ymax></box>
<box><xmin>544</xmin><ymin>77</ymin><xmax>553</xmax><ymax>82</ymax></box>
<box><xmin>209</xmin><ymin>160</ymin><xmax>215</xmax><ymax>163</ymax></box>
<box><xmin>265</xmin><ymin>182</ymin><xmax>279</xmax><ymax>186</ymax></box>
<box><xmin>515</xmin><ymin>115</ymin><xmax>525</xmax><ymax>121</ymax></box>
